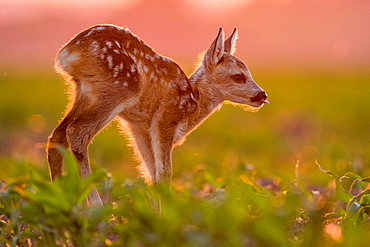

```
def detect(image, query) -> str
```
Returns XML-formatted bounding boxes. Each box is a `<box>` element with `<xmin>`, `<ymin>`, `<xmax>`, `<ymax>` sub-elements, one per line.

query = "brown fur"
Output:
<box><xmin>47</xmin><ymin>24</ymin><xmax>268</xmax><ymax>205</ymax></box>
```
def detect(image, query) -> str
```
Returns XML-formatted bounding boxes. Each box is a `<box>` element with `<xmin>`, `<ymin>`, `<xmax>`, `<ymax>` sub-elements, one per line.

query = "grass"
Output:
<box><xmin>2</xmin><ymin>155</ymin><xmax>370</xmax><ymax>246</ymax></box>
<box><xmin>1</xmin><ymin>66</ymin><xmax>370</xmax><ymax>246</ymax></box>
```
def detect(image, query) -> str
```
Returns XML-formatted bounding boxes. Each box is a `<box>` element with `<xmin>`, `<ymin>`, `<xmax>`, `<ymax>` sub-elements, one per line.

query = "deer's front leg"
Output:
<box><xmin>150</xmin><ymin>118</ymin><xmax>177</xmax><ymax>184</ymax></box>
<box><xmin>128</xmin><ymin>126</ymin><xmax>157</xmax><ymax>184</ymax></box>
<box><xmin>154</xmin><ymin>138</ymin><xmax>173</xmax><ymax>183</ymax></box>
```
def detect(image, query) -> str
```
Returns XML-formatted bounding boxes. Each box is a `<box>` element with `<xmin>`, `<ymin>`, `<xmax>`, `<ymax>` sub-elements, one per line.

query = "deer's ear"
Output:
<box><xmin>224</xmin><ymin>28</ymin><xmax>238</xmax><ymax>55</ymax></box>
<box><xmin>203</xmin><ymin>28</ymin><xmax>224</xmax><ymax>66</ymax></box>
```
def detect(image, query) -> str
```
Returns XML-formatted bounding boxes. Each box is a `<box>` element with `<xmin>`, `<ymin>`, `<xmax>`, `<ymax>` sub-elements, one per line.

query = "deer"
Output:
<box><xmin>47</xmin><ymin>24</ymin><xmax>269</xmax><ymax>206</ymax></box>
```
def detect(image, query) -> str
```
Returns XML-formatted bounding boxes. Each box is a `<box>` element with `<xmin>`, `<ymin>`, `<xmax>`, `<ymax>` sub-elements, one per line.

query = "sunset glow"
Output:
<box><xmin>1</xmin><ymin>0</ymin><xmax>369</xmax><ymax>68</ymax></box>
<box><xmin>185</xmin><ymin>0</ymin><xmax>254</xmax><ymax>10</ymax></box>
<box><xmin>8</xmin><ymin>0</ymin><xmax>141</xmax><ymax>7</ymax></box>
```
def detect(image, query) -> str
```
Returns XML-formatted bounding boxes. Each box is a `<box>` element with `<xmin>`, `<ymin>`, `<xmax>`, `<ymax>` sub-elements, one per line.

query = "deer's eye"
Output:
<box><xmin>233</xmin><ymin>74</ymin><xmax>246</xmax><ymax>83</ymax></box>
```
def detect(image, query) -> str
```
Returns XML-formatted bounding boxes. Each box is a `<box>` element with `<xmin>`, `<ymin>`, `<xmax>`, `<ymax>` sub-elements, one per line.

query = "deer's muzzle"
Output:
<box><xmin>251</xmin><ymin>91</ymin><xmax>270</xmax><ymax>104</ymax></box>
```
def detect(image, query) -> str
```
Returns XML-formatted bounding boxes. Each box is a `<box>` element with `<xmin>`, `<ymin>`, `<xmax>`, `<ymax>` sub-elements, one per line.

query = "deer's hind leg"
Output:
<box><xmin>66</xmin><ymin>99</ymin><xmax>125</xmax><ymax>205</ymax></box>
<box><xmin>47</xmin><ymin>88</ymin><xmax>90</xmax><ymax>181</ymax></box>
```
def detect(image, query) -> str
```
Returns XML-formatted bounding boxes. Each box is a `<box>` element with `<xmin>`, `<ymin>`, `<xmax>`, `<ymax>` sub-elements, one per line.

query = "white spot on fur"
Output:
<box><xmin>84</xmin><ymin>29</ymin><xmax>94</xmax><ymax>37</ymax></box>
<box><xmin>136</xmin><ymin>61</ymin><xmax>145</xmax><ymax>76</ymax></box>
<box><xmin>162</xmin><ymin>56</ymin><xmax>172</xmax><ymax>63</ymax></box>
<box><xmin>107</xmin><ymin>55</ymin><xmax>113</xmax><ymax>68</ymax></box>
<box><xmin>137</xmin><ymin>60</ymin><xmax>143</xmax><ymax>69</ymax></box>
<box><xmin>143</xmin><ymin>66</ymin><xmax>149</xmax><ymax>73</ymax></box>
<box><xmin>113</xmin><ymin>65</ymin><xmax>120</xmax><ymax>77</ymax></box>
<box><xmin>90</xmin><ymin>41</ymin><xmax>100</xmax><ymax>56</ymax></box>
<box><xmin>128</xmin><ymin>53</ymin><xmax>137</xmax><ymax>63</ymax></box>
<box><xmin>114</xmin><ymin>80</ymin><xmax>120</xmax><ymax>84</ymax></box>
<box><xmin>115</xmin><ymin>40</ymin><xmax>121</xmax><ymax>48</ymax></box>
<box><xmin>149</xmin><ymin>71</ymin><xmax>157</xmax><ymax>81</ymax></box>
<box><xmin>85</xmin><ymin>26</ymin><xmax>106</xmax><ymax>37</ymax></box>
<box><xmin>106</xmin><ymin>41</ymin><xmax>113</xmax><ymax>48</ymax></box>
<box><xmin>94</xmin><ymin>26</ymin><xmax>106</xmax><ymax>31</ymax></box>
<box><xmin>123</xmin><ymin>82</ymin><xmax>129</xmax><ymax>87</ymax></box>
<box><xmin>190</xmin><ymin>92</ymin><xmax>195</xmax><ymax>101</ymax></box>
<box><xmin>130</xmin><ymin>63</ymin><xmax>136</xmax><ymax>73</ymax></box>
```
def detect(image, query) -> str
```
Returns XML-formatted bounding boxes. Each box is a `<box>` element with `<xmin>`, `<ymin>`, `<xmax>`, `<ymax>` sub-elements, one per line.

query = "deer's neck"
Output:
<box><xmin>187</xmin><ymin>67</ymin><xmax>223</xmax><ymax>128</ymax></box>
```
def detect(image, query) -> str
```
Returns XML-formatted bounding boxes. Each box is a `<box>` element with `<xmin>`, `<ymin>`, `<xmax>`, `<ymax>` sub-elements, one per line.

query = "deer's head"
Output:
<box><xmin>196</xmin><ymin>28</ymin><xmax>269</xmax><ymax>110</ymax></box>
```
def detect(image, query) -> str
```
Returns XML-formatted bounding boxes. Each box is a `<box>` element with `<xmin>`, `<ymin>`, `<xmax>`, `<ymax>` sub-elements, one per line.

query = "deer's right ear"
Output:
<box><xmin>224</xmin><ymin>28</ymin><xmax>238</xmax><ymax>55</ymax></box>
<box><xmin>203</xmin><ymin>28</ymin><xmax>225</xmax><ymax>67</ymax></box>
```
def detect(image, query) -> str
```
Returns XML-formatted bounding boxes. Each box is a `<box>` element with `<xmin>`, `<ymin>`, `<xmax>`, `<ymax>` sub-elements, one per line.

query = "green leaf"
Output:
<box><xmin>360</xmin><ymin>194</ymin><xmax>370</xmax><ymax>205</ymax></box>
<box><xmin>317</xmin><ymin>161</ymin><xmax>339</xmax><ymax>180</ymax></box>
<box><xmin>316</xmin><ymin>161</ymin><xmax>353</xmax><ymax>203</ymax></box>
<box><xmin>340</xmin><ymin>172</ymin><xmax>367</xmax><ymax>191</ymax></box>
<box><xmin>340</xmin><ymin>172</ymin><xmax>362</xmax><ymax>181</ymax></box>
<box><xmin>360</xmin><ymin>177</ymin><xmax>370</xmax><ymax>183</ymax></box>
<box><xmin>344</xmin><ymin>189</ymin><xmax>370</xmax><ymax>223</ymax></box>
<box><xmin>344</xmin><ymin>201</ymin><xmax>361</xmax><ymax>221</ymax></box>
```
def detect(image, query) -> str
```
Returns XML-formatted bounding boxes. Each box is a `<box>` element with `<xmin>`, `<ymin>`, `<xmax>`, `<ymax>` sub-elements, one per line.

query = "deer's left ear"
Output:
<box><xmin>224</xmin><ymin>28</ymin><xmax>238</xmax><ymax>55</ymax></box>
<box><xmin>203</xmin><ymin>28</ymin><xmax>225</xmax><ymax>67</ymax></box>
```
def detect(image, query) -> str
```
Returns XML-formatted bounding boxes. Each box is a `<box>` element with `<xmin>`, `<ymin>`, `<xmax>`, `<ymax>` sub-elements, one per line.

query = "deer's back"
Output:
<box><xmin>55</xmin><ymin>24</ymin><xmax>197</xmax><ymax>123</ymax></box>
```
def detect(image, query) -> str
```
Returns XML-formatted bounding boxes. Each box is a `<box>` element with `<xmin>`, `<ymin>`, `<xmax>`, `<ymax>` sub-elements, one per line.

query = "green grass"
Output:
<box><xmin>1</xmin><ymin>66</ymin><xmax>370</xmax><ymax>245</ymax></box>
<box><xmin>2</xmin><ymin>155</ymin><xmax>370</xmax><ymax>246</ymax></box>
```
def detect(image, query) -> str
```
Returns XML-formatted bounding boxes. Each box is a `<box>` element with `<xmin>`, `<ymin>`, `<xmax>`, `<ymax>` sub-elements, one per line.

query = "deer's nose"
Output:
<box><xmin>251</xmin><ymin>91</ymin><xmax>268</xmax><ymax>103</ymax></box>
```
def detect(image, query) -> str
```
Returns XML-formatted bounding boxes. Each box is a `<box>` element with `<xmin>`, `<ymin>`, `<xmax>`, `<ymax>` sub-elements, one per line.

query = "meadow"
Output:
<box><xmin>1</xmin><ymin>66</ymin><xmax>370</xmax><ymax>246</ymax></box>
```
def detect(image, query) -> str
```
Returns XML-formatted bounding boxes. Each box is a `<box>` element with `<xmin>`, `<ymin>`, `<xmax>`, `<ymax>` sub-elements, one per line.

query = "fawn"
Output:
<box><xmin>47</xmin><ymin>24</ymin><xmax>269</xmax><ymax>205</ymax></box>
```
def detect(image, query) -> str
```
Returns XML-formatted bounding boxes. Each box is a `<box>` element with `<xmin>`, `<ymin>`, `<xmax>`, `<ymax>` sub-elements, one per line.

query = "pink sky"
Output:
<box><xmin>6</xmin><ymin>0</ymin><xmax>253</xmax><ymax>8</ymax></box>
<box><xmin>1</xmin><ymin>0</ymin><xmax>369</xmax><ymax>69</ymax></box>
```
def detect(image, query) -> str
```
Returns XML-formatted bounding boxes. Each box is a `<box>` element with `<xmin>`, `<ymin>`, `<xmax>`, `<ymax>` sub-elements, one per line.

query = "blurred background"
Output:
<box><xmin>2</xmin><ymin>0</ymin><xmax>370</xmax><ymax>68</ymax></box>
<box><xmin>1</xmin><ymin>0</ymin><xmax>369</xmax><ymax>185</ymax></box>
